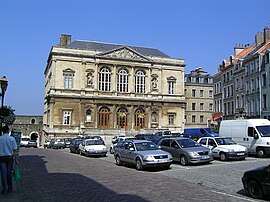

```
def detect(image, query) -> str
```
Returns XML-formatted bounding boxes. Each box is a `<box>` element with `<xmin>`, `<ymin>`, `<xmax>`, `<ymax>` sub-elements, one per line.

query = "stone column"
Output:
<box><xmin>130</xmin><ymin>67</ymin><xmax>135</xmax><ymax>94</ymax></box>
<box><xmin>146</xmin><ymin>69</ymin><xmax>151</xmax><ymax>93</ymax></box>
<box><xmin>112</xmin><ymin>65</ymin><xmax>117</xmax><ymax>92</ymax></box>
<box><xmin>94</xmin><ymin>64</ymin><xmax>99</xmax><ymax>91</ymax></box>
<box><xmin>112</xmin><ymin>105</ymin><xmax>116</xmax><ymax>128</ymax></box>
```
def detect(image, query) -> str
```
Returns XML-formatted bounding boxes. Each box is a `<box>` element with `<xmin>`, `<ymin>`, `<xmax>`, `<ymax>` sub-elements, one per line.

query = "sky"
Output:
<box><xmin>1</xmin><ymin>0</ymin><xmax>270</xmax><ymax>115</ymax></box>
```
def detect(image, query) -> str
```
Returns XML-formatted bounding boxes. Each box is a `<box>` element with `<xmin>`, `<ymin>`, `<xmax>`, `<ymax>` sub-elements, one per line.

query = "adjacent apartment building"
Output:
<box><xmin>214</xmin><ymin>27</ymin><xmax>270</xmax><ymax>120</ymax></box>
<box><xmin>43</xmin><ymin>34</ymin><xmax>186</xmax><ymax>137</ymax></box>
<box><xmin>185</xmin><ymin>67</ymin><xmax>214</xmax><ymax>128</ymax></box>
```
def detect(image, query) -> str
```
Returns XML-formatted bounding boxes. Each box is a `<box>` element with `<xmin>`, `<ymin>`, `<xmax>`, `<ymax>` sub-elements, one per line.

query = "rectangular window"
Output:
<box><xmin>262</xmin><ymin>74</ymin><xmax>266</xmax><ymax>87</ymax></box>
<box><xmin>200</xmin><ymin>103</ymin><xmax>204</xmax><ymax>110</ymax></box>
<box><xmin>168</xmin><ymin>81</ymin><xmax>175</xmax><ymax>94</ymax></box>
<box><xmin>192</xmin><ymin>115</ymin><xmax>196</xmax><ymax>123</ymax></box>
<box><xmin>200</xmin><ymin>90</ymin><xmax>204</xmax><ymax>97</ymax></box>
<box><xmin>63</xmin><ymin>111</ymin><xmax>71</xmax><ymax>125</ymax></box>
<box><xmin>168</xmin><ymin>114</ymin><xmax>175</xmax><ymax>125</ymax></box>
<box><xmin>192</xmin><ymin>103</ymin><xmax>196</xmax><ymax>110</ymax></box>
<box><xmin>192</xmin><ymin>89</ymin><xmax>196</xmax><ymax>97</ymax></box>
<box><xmin>209</xmin><ymin>90</ymin><xmax>213</xmax><ymax>98</ymax></box>
<box><xmin>209</xmin><ymin>103</ymin><xmax>213</xmax><ymax>111</ymax></box>
<box><xmin>199</xmin><ymin>78</ymin><xmax>204</xmax><ymax>83</ymax></box>
<box><xmin>200</xmin><ymin>115</ymin><xmax>204</xmax><ymax>123</ymax></box>
<box><xmin>64</xmin><ymin>74</ymin><xmax>73</xmax><ymax>89</ymax></box>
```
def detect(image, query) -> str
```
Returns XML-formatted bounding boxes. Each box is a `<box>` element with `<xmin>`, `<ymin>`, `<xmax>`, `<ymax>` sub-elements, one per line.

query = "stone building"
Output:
<box><xmin>10</xmin><ymin>115</ymin><xmax>43</xmax><ymax>145</ymax></box>
<box><xmin>184</xmin><ymin>67</ymin><xmax>214</xmax><ymax>128</ymax></box>
<box><xmin>43</xmin><ymin>34</ymin><xmax>186</xmax><ymax>137</ymax></box>
<box><xmin>214</xmin><ymin>27</ymin><xmax>270</xmax><ymax>120</ymax></box>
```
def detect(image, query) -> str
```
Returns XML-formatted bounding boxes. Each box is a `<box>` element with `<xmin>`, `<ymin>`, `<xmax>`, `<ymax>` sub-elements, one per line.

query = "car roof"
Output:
<box><xmin>125</xmin><ymin>139</ymin><xmax>152</xmax><ymax>143</ymax></box>
<box><xmin>161</xmin><ymin>137</ymin><xmax>190</xmax><ymax>141</ymax></box>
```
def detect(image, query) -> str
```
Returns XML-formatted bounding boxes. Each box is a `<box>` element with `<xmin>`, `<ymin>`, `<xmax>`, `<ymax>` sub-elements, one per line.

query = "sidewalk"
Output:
<box><xmin>0</xmin><ymin>180</ymin><xmax>20</xmax><ymax>202</ymax></box>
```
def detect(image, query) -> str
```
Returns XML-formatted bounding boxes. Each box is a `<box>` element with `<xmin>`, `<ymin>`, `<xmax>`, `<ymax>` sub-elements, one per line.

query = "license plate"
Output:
<box><xmin>158</xmin><ymin>160</ymin><xmax>167</xmax><ymax>163</ymax></box>
<box><xmin>202</xmin><ymin>156</ymin><xmax>209</xmax><ymax>159</ymax></box>
<box><xmin>237</xmin><ymin>153</ymin><xmax>244</xmax><ymax>155</ymax></box>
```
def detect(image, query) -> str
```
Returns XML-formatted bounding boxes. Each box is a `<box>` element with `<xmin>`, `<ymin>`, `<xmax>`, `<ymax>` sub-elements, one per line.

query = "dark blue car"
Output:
<box><xmin>242</xmin><ymin>164</ymin><xmax>270</xmax><ymax>199</ymax></box>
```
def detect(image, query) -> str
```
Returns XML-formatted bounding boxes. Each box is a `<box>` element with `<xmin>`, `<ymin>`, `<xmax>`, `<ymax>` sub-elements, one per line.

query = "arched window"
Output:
<box><xmin>134</xmin><ymin>108</ymin><xmax>145</xmax><ymax>130</ymax></box>
<box><xmin>99</xmin><ymin>67</ymin><xmax>111</xmax><ymax>91</ymax></box>
<box><xmin>31</xmin><ymin>118</ymin><xmax>36</xmax><ymax>124</ymax></box>
<box><xmin>117</xmin><ymin>108</ymin><xmax>128</xmax><ymax>130</ymax></box>
<box><xmin>117</xmin><ymin>69</ymin><xmax>129</xmax><ymax>92</ymax></box>
<box><xmin>99</xmin><ymin>107</ymin><xmax>110</xmax><ymax>128</ymax></box>
<box><xmin>135</xmin><ymin>70</ymin><xmax>145</xmax><ymax>93</ymax></box>
<box><xmin>86</xmin><ymin>109</ymin><xmax>92</xmax><ymax>122</ymax></box>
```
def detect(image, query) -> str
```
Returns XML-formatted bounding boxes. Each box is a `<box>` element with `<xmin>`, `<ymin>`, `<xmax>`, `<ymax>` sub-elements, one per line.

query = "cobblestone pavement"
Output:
<box><xmin>0</xmin><ymin>148</ymin><xmax>265</xmax><ymax>202</ymax></box>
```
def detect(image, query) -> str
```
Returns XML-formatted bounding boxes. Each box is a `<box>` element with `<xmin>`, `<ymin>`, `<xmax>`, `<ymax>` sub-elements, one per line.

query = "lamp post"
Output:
<box><xmin>0</xmin><ymin>76</ymin><xmax>8</xmax><ymax>134</ymax></box>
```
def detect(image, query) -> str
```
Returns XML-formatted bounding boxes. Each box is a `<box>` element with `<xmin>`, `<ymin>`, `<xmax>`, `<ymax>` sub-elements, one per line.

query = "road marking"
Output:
<box><xmin>211</xmin><ymin>190</ymin><xmax>255</xmax><ymax>202</ymax></box>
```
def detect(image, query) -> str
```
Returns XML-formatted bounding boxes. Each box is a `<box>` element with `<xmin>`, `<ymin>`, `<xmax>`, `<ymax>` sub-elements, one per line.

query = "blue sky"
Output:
<box><xmin>1</xmin><ymin>0</ymin><xmax>270</xmax><ymax>115</ymax></box>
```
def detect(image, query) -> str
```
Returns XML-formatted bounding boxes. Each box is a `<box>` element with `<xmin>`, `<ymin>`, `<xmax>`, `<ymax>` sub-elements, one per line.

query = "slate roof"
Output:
<box><xmin>64</xmin><ymin>40</ymin><xmax>171</xmax><ymax>58</ymax></box>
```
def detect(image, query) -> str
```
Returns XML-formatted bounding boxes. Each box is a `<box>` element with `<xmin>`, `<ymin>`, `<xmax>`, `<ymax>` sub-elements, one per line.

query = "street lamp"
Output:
<box><xmin>0</xmin><ymin>76</ymin><xmax>8</xmax><ymax>134</ymax></box>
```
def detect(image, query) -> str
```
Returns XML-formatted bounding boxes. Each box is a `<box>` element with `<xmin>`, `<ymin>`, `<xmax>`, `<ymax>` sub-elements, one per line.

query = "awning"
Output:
<box><xmin>208</xmin><ymin>116</ymin><xmax>221</xmax><ymax>122</ymax></box>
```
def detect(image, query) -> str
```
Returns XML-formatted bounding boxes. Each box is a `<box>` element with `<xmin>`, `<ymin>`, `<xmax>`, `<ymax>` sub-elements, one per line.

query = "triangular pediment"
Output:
<box><xmin>97</xmin><ymin>46</ymin><xmax>151</xmax><ymax>62</ymax></box>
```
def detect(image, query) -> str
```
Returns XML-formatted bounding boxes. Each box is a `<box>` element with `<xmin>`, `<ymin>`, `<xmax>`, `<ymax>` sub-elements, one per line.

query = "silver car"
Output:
<box><xmin>114</xmin><ymin>140</ymin><xmax>173</xmax><ymax>170</ymax></box>
<box><xmin>158</xmin><ymin>138</ymin><xmax>213</xmax><ymax>166</ymax></box>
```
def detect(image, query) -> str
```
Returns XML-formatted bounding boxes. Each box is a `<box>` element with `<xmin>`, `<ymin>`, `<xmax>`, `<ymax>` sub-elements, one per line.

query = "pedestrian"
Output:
<box><xmin>0</xmin><ymin>125</ymin><xmax>17</xmax><ymax>195</ymax></box>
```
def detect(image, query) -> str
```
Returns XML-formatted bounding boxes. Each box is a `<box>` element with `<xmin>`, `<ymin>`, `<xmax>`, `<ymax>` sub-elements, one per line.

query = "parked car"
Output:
<box><xmin>110</xmin><ymin>136</ymin><xmax>136</xmax><ymax>154</ymax></box>
<box><xmin>43</xmin><ymin>140</ymin><xmax>51</xmax><ymax>148</ymax></box>
<box><xmin>220</xmin><ymin>119</ymin><xmax>270</xmax><ymax>157</ymax></box>
<box><xmin>20</xmin><ymin>136</ymin><xmax>30</xmax><ymax>147</ymax></box>
<box><xmin>197</xmin><ymin>137</ymin><xmax>248</xmax><ymax>161</ymax></box>
<box><xmin>49</xmin><ymin>139</ymin><xmax>65</xmax><ymax>149</ymax></box>
<box><xmin>27</xmin><ymin>140</ymin><xmax>38</xmax><ymax>148</ymax></box>
<box><xmin>114</xmin><ymin>139</ymin><xmax>173</xmax><ymax>170</ymax></box>
<box><xmin>64</xmin><ymin>138</ymin><xmax>72</xmax><ymax>148</ymax></box>
<box><xmin>79</xmin><ymin>139</ymin><xmax>107</xmax><ymax>157</ymax></box>
<box><xmin>83</xmin><ymin>136</ymin><xmax>105</xmax><ymax>145</ymax></box>
<box><xmin>183</xmin><ymin>128</ymin><xmax>219</xmax><ymax>140</ymax></box>
<box><xmin>70</xmin><ymin>139</ymin><xmax>83</xmax><ymax>154</ymax></box>
<box><xmin>158</xmin><ymin>137</ymin><xmax>213</xmax><ymax>166</ymax></box>
<box><xmin>242</xmin><ymin>164</ymin><xmax>270</xmax><ymax>199</ymax></box>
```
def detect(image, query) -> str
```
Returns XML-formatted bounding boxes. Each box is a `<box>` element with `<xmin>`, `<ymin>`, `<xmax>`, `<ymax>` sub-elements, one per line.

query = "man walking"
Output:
<box><xmin>0</xmin><ymin>125</ymin><xmax>17</xmax><ymax>195</ymax></box>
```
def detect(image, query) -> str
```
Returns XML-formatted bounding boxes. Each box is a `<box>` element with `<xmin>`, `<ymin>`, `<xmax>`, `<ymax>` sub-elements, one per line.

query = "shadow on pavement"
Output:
<box><xmin>16</xmin><ymin>155</ymin><xmax>149</xmax><ymax>202</ymax></box>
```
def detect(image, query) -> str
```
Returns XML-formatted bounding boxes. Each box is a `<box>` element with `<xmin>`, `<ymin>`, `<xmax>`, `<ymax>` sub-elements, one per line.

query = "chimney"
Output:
<box><xmin>255</xmin><ymin>32</ymin><xmax>264</xmax><ymax>46</ymax></box>
<box><xmin>234</xmin><ymin>44</ymin><xmax>245</xmax><ymax>55</ymax></box>
<box><xmin>264</xmin><ymin>27</ymin><xmax>270</xmax><ymax>43</ymax></box>
<box><xmin>59</xmin><ymin>34</ymin><xmax>71</xmax><ymax>47</ymax></box>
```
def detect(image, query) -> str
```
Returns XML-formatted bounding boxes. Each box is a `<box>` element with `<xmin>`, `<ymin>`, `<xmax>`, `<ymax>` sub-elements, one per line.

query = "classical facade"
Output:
<box><xmin>43</xmin><ymin>34</ymin><xmax>186</xmax><ymax>137</ymax></box>
<box><xmin>184</xmin><ymin>67</ymin><xmax>214</xmax><ymax>128</ymax></box>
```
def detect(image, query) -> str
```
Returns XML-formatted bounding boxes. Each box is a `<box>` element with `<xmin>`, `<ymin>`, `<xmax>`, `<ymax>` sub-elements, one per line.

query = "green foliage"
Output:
<box><xmin>0</xmin><ymin>106</ymin><xmax>16</xmax><ymax>126</ymax></box>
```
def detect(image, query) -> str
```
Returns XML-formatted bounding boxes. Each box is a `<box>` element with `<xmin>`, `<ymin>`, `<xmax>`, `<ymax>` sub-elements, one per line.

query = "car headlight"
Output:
<box><xmin>228</xmin><ymin>149</ymin><xmax>234</xmax><ymax>153</ymax></box>
<box><xmin>143</xmin><ymin>155</ymin><xmax>155</xmax><ymax>161</ymax></box>
<box><xmin>188</xmin><ymin>151</ymin><xmax>200</xmax><ymax>156</ymax></box>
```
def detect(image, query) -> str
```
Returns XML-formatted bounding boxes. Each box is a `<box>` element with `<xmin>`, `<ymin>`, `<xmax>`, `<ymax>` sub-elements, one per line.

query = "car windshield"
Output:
<box><xmin>86</xmin><ymin>139</ymin><xmax>103</xmax><ymax>145</ymax></box>
<box><xmin>215</xmin><ymin>138</ymin><xmax>236</xmax><ymax>145</ymax></box>
<box><xmin>176</xmin><ymin>139</ymin><xmax>200</xmax><ymax>148</ymax></box>
<box><xmin>204</xmin><ymin>128</ymin><xmax>215</xmax><ymax>133</ymax></box>
<box><xmin>22</xmin><ymin>138</ymin><xmax>30</xmax><ymax>141</ymax></box>
<box><xmin>163</xmin><ymin>131</ymin><xmax>172</xmax><ymax>136</ymax></box>
<box><xmin>256</xmin><ymin>125</ymin><xmax>270</xmax><ymax>137</ymax></box>
<box><xmin>75</xmin><ymin>139</ymin><xmax>83</xmax><ymax>145</ymax></box>
<box><xmin>135</xmin><ymin>142</ymin><xmax>159</xmax><ymax>151</ymax></box>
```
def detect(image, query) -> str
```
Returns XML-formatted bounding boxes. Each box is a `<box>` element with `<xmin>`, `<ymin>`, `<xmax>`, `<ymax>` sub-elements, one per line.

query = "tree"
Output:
<box><xmin>0</xmin><ymin>106</ymin><xmax>16</xmax><ymax>126</ymax></box>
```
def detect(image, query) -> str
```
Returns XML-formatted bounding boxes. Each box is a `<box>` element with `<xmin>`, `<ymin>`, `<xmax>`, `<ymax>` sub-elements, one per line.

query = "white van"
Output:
<box><xmin>219</xmin><ymin>119</ymin><xmax>270</xmax><ymax>157</ymax></box>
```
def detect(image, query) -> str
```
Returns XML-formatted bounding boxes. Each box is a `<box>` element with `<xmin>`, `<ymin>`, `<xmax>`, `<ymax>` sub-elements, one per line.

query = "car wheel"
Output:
<box><xmin>115</xmin><ymin>155</ymin><xmax>122</xmax><ymax>166</ymax></box>
<box><xmin>248</xmin><ymin>180</ymin><xmax>263</xmax><ymax>199</ymax></box>
<box><xmin>180</xmin><ymin>155</ymin><xmax>188</xmax><ymax>166</ymax></box>
<box><xmin>220</xmin><ymin>152</ymin><xmax>227</xmax><ymax>161</ymax></box>
<box><xmin>256</xmin><ymin>148</ymin><xmax>265</xmax><ymax>158</ymax></box>
<box><xmin>136</xmin><ymin>158</ymin><xmax>143</xmax><ymax>170</ymax></box>
<box><xmin>110</xmin><ymin>148</ymin><xmax>114</xmax><ymax>154</ymax></box>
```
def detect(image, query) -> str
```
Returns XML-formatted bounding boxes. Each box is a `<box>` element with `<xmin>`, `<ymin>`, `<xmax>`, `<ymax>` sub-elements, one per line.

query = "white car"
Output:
<box><xmin>197</xmin><ymin>137</ymin><xmax>248</xmax><ymax>161</ymax></box>
<box><xmin>79</xmin><ymin>139</ymin><xmax>107</xmax><ymax>157</ymax></box>
<box><xmin>110</xmin><ymin>136</ymin><xmax>136</xmax><ymax>154</ymax></box>
<box><xmin>20</xmin><ymin>136</ymin><xmax>30</xmax><ymax>147</ymax></box>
